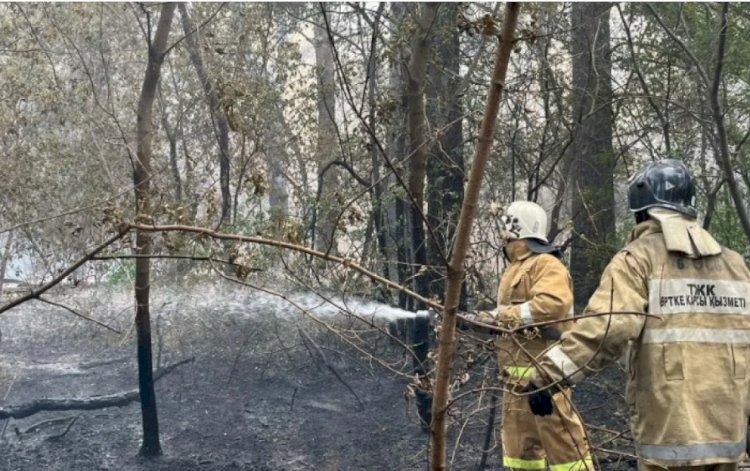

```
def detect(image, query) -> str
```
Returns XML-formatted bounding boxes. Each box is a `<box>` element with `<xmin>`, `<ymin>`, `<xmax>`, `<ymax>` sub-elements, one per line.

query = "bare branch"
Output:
<box><xmin>35</xmin><ymin>297</ymin><xmax>122</xmax><ymax>334</ymax></box>
<box><xmin>128</xmin><ymin>222</ymin><xmax>444</xmax><ymax>311</ymax></box>
<box><xmin>0</xmin><ymin>228</ymin><xmax>130</xmax><ymax>316</ymax></box>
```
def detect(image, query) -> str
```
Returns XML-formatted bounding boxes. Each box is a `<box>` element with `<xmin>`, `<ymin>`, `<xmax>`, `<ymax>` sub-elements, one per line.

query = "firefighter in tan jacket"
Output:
<box><xmin>480</xmin><ymin>201</ymin><xmax>593</xmax><ymax>470</ymax></box>
<box><xmin>529</xmin><ymin>159</ymin><xmax>750</xmax><ymax>470</ymax></box>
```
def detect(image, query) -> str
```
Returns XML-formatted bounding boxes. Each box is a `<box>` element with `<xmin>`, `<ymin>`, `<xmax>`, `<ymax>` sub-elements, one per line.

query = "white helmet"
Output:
<box><xmin>500</xmin><ymin>201</ymin><xmax>549</xmax><ymax>243</ymax></box>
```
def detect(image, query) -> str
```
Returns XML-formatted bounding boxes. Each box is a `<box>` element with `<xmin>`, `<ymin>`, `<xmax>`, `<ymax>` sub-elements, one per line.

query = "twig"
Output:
<box><xmin>226</xmin><ymin>322</ymin><xmax>258</xmax><ymax>385</ymax></box>
<box><xmin>0</xmin><ymin>374</ymin><xmax>17</xmax><ymax>442</ymax></box>
<box><xmin>91</xmin><ymin>254</ymin><xmax>260</xmax><ymax>272</ymax></box>
<box><xmin>298</xmin><ymin>327</ymin><xmax>364</xmax><ymax>410</ymax></box>
<box><xmin>47</xmin><ymin>416</ymin><xmax>79</xmax><ymax>441</ymax></box>
<box><xmin>210</xmin><ymin>264</ymin><xmax>414</xmax><ymax>379</ymax></box>
<box><xmin>0</xmin><ymin>228</ymin><xmax>130</xmax><ymax>316</ymax></box>
<box><xmin>23</xmin><ymin>415</ymin><xmax>76</xmax><ymax>434</ymax></box>
<box><xmin>36</xmin><ymin>297</ymin><xmax>121</xmax><ymax>334</ymax></box>
<box><xmin>290</xmin><ymin>386</ymin><xmax>298</xmax><ymax>411</ymax></box>
<box><xmin>0</xmin><ymin>186</ymin><xmax>134</xmax><ymax>236</ymax></box>
<box><xmin>132</xmin><ymin>222</ymin><xmax>442</xmax><ymax>311</ymax></box>
<box><xmin>298</xmin><ymin>328</ymin><xmax>325</xmax><ymax>373</ymax></box>
<box><xmin>128</xmin><ymin>222</ymin><xmax>653</xmax><ymax>337</ymax></box>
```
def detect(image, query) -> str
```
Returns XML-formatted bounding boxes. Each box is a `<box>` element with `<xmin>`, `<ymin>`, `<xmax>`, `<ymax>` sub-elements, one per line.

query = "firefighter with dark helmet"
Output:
<box><xmin>476</xmin><ymin>200</ymin><xmax>593</xmax><ymax>470</ymax></box>
<box><xmin>529</xmin><ymin>159</ymin><xmax>750</xmax><ymax>470</ymax></box>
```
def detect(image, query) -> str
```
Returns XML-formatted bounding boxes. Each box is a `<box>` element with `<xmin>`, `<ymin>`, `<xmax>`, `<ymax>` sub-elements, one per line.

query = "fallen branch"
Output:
<box><xmin>0</xmin><ymin>357</ymin><xmax>194</xmax><ymax>420</ymax></box>
<box><xmin>0</xmin><ymin>374</ymin><xmax>17</xmax><ymax>442</ymax></box>
<box><xmin>47</xmin><ymin>416</ymin><xmax>78</xmax><ymax>441</ymax></box>
<box><xmin>22</xmin><ymin>415</ymin><xmax>77</xmax><ymax>434</ymax></box>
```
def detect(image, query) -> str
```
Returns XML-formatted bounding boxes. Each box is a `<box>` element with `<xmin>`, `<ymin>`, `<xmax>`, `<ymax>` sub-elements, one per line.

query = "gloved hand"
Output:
<box><xmin>459</xmin><ymin>310</ymin><xmax>495</xmax><ymax>324</ymax></box>
<box><xmin>457</xmin><ymin>311</ymin><xmax>496</xmax><ymax>332</ymax></box>
<box><xmin>523</xmin><ymin>382</ymin><xmax>554</xmax><ymax>417</ymax></box>
<box><xmin>496</xmin><ymin>305</ymin><xmax>522</xmax><ymax>330</ymax></box>
<box><xmin>476</xmin><ymin>310</ymin><xmax>497</xmax><ymax>324</ymax></box>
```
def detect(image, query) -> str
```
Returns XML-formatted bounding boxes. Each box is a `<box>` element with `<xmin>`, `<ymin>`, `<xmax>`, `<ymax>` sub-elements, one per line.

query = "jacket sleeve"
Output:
<box><xmin>501</xmin><ymin>255</ymin><xmax>573</xmax><ymax>326</ymax></box>
<box><xmin>536</xmin><ymin>249</ymin><xmax>649</xmax><ymax>386</ymax></box>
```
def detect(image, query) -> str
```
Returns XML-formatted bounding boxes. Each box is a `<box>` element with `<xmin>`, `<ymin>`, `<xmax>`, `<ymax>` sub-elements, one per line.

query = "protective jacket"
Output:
<box><xmin>496</xmin><ymin>241</ymin><xmax>592</xmax><ymax>470</ymax></box>
<box><xmin>537</xmin><ymin>213</ymin><xmax>750</xmax><ymax>468</ymax></box>
<box><xmin>496</xmin><ymin>241</ymin><xmax>575</xmax><ymax>376</ymax></box>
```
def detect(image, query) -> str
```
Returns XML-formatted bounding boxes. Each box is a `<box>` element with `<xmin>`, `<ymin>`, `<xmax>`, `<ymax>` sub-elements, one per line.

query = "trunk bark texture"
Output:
<box><xmin>133</xmin><ymin>2</ymin><xmax>175</xmax><ymax>457</ymax></box>
<box><xmin>569</xmin><ymin>3</ymin><xmax>615</xmax><ymax>310</ymax></box>
<box><xmin>426</xmin><ymin>3</ymin><xmax>464</xmax><ymax>305</ymax></box>
<box><xmin>406</xmin><ymin>3</ymin><xmax>438</xmax><ymax>309</ymax></box>
<box><xmin>386</xmin><ymin>2</ymin><xmax>411</xmax><ymax>308</ymax></box>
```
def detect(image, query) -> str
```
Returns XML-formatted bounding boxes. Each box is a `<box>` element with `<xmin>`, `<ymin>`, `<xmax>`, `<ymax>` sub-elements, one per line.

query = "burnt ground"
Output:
<box><xmin>0</xmin><ymin>282</ymin><xmax>634</xmax><ymax>470</ymax></box>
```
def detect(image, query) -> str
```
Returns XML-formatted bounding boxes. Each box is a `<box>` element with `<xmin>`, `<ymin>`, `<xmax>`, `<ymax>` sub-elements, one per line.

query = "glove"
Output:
<box><xmin>476</xmin><ymin>310</ymin><xmax>497</xmax><ymax>324</ymax></box>
<box><xmin>457</xmin><ymin>311</ymin><xmax>496</xmax><ymax>332</ymax></box>
<box><xmin>496</xmin><ymin>305</ymin><xmax>522</xmax><ymax>330</ymax></box>
<box><xmin>523</xmin><ymin>382</ymin><xmax>554</xmax><ymax>417</ymax></box>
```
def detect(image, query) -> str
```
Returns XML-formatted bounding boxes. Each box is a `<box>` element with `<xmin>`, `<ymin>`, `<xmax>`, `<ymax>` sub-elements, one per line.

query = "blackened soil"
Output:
<box><xmin>0</xmin><ymin>286</ymin><xmax>637</xmax><ymax>470</ymax></box>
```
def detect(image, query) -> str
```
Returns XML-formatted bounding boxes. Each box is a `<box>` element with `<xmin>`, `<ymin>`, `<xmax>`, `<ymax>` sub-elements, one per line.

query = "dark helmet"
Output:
<box><xmin>628</xmin><ymin>159</ymin><xmax>697</xmax><ymax>218</ymax></box>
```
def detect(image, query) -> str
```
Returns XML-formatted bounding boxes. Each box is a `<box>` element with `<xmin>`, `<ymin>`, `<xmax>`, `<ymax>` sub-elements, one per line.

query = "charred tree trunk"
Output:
<box><xmin>365</xmin><ymin>4</ymin><xmax>391</xmax><ymax>287</ymax></box>
<box><xmin>430</xmin><ymin>4</ymin><xmax>520</xmax><ymax>469</ymax></box>
<box><xmin>386</xmin><ymin>2</ymin><xmax>411</xmax><ymax>309</ymax></box>
<box><xmin>426</xmin><ymin>3</ymin><xmax>465</xmax><ymax>307</ymax></box>
<box><xmin>406</xmin><ymin>3</ymin><xmax>437</xmax><ymax>310</ymax></box>
<box><xmin>569</xmin><ymin>3</ymin><xmax>614</xmax><ymax>310</ymax></box>
<box><xmin>178</xmin><ymin>3</ymin><xmax>231</xmax><ymax>226</ymax></box>
<box><xmin>133</xmin><ymin>2</ymin><xmax>175</xmax><ymax>458</ymax></box>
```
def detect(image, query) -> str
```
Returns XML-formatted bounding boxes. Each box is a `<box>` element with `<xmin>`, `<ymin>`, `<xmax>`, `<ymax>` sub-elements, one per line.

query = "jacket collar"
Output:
<box><xmin>505</xmin><ymin>240</ymin><xmax>533</xmax><ymax>262</ymax></box>
<box><xmin>628</xmin><ymin>219</ymin><xmax>662</xmax><ymax>243</ymax></box>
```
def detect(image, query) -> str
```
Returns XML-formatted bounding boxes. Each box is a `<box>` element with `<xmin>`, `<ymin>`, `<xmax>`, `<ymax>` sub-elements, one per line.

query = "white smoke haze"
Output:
<box><xmin>0</xmin><ymin>279</ymin><xmax>420</xmax><ymax>357</ymax></box>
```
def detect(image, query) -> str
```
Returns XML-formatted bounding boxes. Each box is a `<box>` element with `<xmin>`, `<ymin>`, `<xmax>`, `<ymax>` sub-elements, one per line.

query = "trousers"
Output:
<box><xmin>501</xmin><ymin>385</ymin><xmax>594</xmax><ymax>471</ymax></box>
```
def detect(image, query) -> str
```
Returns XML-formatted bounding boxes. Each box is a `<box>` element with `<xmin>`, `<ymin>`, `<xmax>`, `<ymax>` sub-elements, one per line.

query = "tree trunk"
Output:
<box><xmin>133</xmin><ymin>2</ymin><xmax>175</xmax><ymax>458</ymax></box>
<box><xmin>263</xmin><ymin>12</ymin><xmax>291</xmax><ymax>227</ymax></box>
<box><xmin>366</xmin><ymin>4</ymin><xmax>391</xmax><ymax>288</ymax></box>
<box><xmin>425</xmin><ymin>3</ymin><xmax>465</xmax><ymax>306</ymax></box>
<box><xmin>406</xmin><ymin>3</ymin><xmax>437</xmax><ymax>309</ymax></box>
<box><xmin>178</xmin><ymin>3</ymin><xmax>231</xmax><ymax>226</ymax></box>
<box><xmin>386</xmin><ymin>2</ymin><xmax>410</xmax><ymax>308</ymax></box>
<box><xmin>569</xmin><ymin>3</ymin><xmax>615</xmax><ymax>310</ymax></box>
<box><xmin>430</xmin><ymin>4</ymin><xmax>520</xmax><ymax>469</ymax></box>
<box><xmin>313</xmin><ymin>12</ymin><xmax>340</xmax><ymax>253</ymax></box>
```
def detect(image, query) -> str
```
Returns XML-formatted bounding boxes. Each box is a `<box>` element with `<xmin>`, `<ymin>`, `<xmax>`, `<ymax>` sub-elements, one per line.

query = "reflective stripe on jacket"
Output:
<box><xmin>497</xmin><ymin>242</ymin><xmax>574</xmax><ymax>376</ymax></box>
<box><xmin>537</xmin><ymin>219</ymin><xmax>750</xmax><ymax>467</ymax></box>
